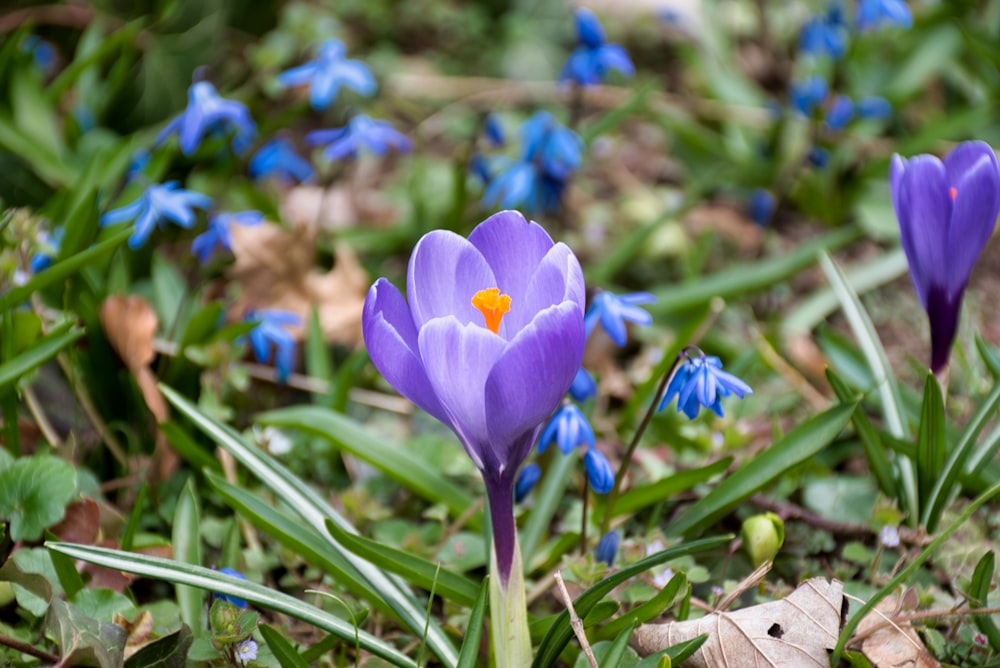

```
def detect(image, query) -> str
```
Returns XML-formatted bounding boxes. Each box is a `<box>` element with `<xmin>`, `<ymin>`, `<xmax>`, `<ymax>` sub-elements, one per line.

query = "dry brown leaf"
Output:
<box><xmin>115</xmin><ymin>609</ymin><xmax>155</xmax><ymax>659</ymax></box>
<box><xmin>99</xmin><ymin>295</ymin><xmax>175</xmax><ymax>478</ymax></box>
<box><xmin>228</xmin><ymin>221</ymin><xmax>368</xmax><ymax>346</ymax></box>
<box><xmin>632</xmin><ymin>578</ymin><xmax>845</xmax><ymax>667</ymax></box>
<box><xmin>282</xmin><ymin>184</ymin><xmax>398</xmax><ymax>232</ymax></box>
<box><xmin>50</xmin><ymin>497</ymin><xmax>100</xmax><ymax>544</ymax></box>
<box><xmin>856</xmin><ymin>592</ymin><xmax>940</xmax><ymax>668</ymax></box>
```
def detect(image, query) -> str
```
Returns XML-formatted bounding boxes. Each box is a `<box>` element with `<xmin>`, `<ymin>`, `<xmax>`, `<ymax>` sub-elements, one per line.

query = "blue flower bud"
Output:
<box><xmin>595</xmin><ymin>530</ymin><xmax>620</xmax><ymax>565</ymax></box>
<box><xmin>214</xmin><ymin>567</ymin><xmax>249</xmax><ymax>608</ymax></box>
<box><xmin>569</xmin><ymin>368</ymin><xmax>597</xmax><ymax>402</ymax></box>
<box><xmin>584</xmin><ymin>448</ymin><xmax>614</xmax><ymax>494</ymax></box>
<box><xmin>514</xmin><ymin>463</ymin><xmax>541</xmax><ymax>502</ymax></box>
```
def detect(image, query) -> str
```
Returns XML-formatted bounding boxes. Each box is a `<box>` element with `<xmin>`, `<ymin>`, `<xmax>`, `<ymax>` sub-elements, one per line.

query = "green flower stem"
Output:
<box><xmin>489</xmin><ymin>535</ymin><xmax>532</xmax><ymax>668</ymax></box>
<box><xmin>831</xmin><ymin>477</ymin><xmax>1000</xmax><ymax>662</ymax></box>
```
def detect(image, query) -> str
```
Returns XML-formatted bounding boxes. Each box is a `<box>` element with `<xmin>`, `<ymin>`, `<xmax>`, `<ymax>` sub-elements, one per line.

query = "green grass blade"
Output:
<box><xmin>826</xmin><ymin>369</ymin><xmax>896</xmax><ymax>498</ymax></box>
<box><xmin>666</xmin><ymin>402</ymin><xmax>857</xmax><ymax>537</ymax></box>
<box><xmin>260</xmin><ymin>624</ymin><xmax>311</xmax><ymax>668</ymax></box>
<box><xmin>455</xmin><ymin>577</ymin><xmax>488</xmax><ymax>668</ymax></box>
<box><xmin>160</xmin><ymin>385</ymin><xmax>459</xmax><ymax>668</ymax></box>
<box><xmin>915</xmin><ymin>373</ymin><xmax>945</xmax><ymax>529</ymax></box>
<box><xmin>613</xmin><ymin>459</ymin><xmax>731</xmax><ymax>518</ymax></box>
<box><xmin>173</xmin><ymin>479</ymin><xmax>205</xmax><ymax>635</ymax></box>
<box><xmin>45</xmin><ymin>542</ymin><xmax>417</xmax><ymax>668</ymax></box>
<box><xmin>969</xmin><ymin>552</ymin><xmax>1000</xmax><ymax>651</ymax></box>
<box><xmin>597</xmin><ymin>573</ymin><xmax>686</xmax><ymax>641</ymax></box>
<box><xmin>601</xmin><ymin>620</ymin><xmax>637</xmax><ymax>667</ymax></box>
<box><xmin>0</xmin><ymin>323</ymin><xmax>82</xmax><ymax>390</ymax></box>
<box><xmin>520</xmin><ymin>453</ymin><xmax>575</xmax><ymax>568</ymax></box>
<box><xmin>258</xmin><ymin>405</ymin><xmax>481</xmax><ymax>531</ymax></box>
<box><xmin>204</xmin><ymin>471</ymin><xmax>393</xmax><ymax>617</ymax></box>
<box><xmin>530</xmin><ymin>535</ymin><xmax>730</xmax><ymax>668</ymax></box>
<box><xmin>633</xmin><ymin>635</ymin><xmax>709</xmax><ymax>667</ymax></box>
<box><xmin>324</xmin><ymin>519</ymin><xmax>480</xmax><ymax>607</ymax></box>
<box><xmin>819</xmin><ymin>251</ymin><xmax>917</xmax><ymax>523</ymax></box>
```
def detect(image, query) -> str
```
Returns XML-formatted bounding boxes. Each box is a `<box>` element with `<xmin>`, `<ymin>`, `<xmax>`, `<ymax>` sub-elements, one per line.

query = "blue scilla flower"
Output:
<box><xmin>250</xmin><ymin>138</ymin><xmax>316</xmax><ymax>184</ymax></box>
<box><xmin>560</xmin><ymin>8</ymin><xmax>634</xmax><ymax>86</ymax></box>
<box><xmin>101</xmin><ymin>182</ymin><xmax>212</xmax><ymax>250</ymax></box>
<box><xmin>22</xmin><ymin>36</ymin><xmax>57</xmax><ymax>75</ymax></box>
<box><xmin>584</xmin><ymin>290</ymin><xmax>656</xmax><ymax>347</ymax></box>
<box><xmin>192</xmin><ymin>211</ymin><xmax>263</xmax><ymax>264</ymax></box>
<box><xmin>483</xmin><ymin>113</ymin><xmax>506</xmax><ymax>148</ymax></box>
<box><xmin>277</xmin><ymin>39</ymin><xmax>377</xmax><ymax>111</ymax></box>
<box><xmin>539</xmin><ymin>403</ymin><xmax>595</xmax><ymax>456</ymax></box>
<box><xmin>749</xmin><ymin>189</ymin><xmax>776</xmax><ymax>227</ymax></box>
<box><xmin>514</xmin><ymin>463</ymin><xmax>541</xmax><ymax>502</ymax></box>
<box><xmin>808</xmin><ymin>146</ymin><xmax>831</xmax><ymax>168</ymax></box>
<box><xmin>595</xmin><ymin>530</ymin><xmax>620</xmax><ymax>565</ymax></box>
<box><xmin>790</xmin><ymin>76</ymin><xmax>828</xmax><ymax>115</ymax></box>
<box><xmin>825</xmin><ymin>95</ymin><xmax>854</xmax><ymax>131</ymax></box>
<box><xmin>856</xmin><ymin>0</ymin><xmax>912</xmax><ymax>32</ymax></box>
<box><xmin>307</xmin><ymin>114</ymin><xmax>412</xmax><ymax>162</ymax></box>
<box><xmin>856</xmin><ymin>96</ymin><xmax>893</xmax><ymax>120</ymax></box>
<box><xmin>584</xmin><ymin>448</ymin><xmax>614</xmax><ymax>493</ymax></box>
<box><xmin>29</xmin><ymin>229</ymin><xmax>62</xmax><ymax>274</ymax></box>
<box><xmin>569</xmin><ymin>367</ymin><xmax>597</xmax><ymax>402</ymax></box>
<box><xmin>156</xmin><ymin>81</ymin><xmax>256</xmax><ymax>156</ymax></box>
<box><xmin>520</xmin><ymin>111</ymin><xmax>583</xmax><ymax>181</ymax></box>
<box><xmin>246</xmin><ymin>309</ymin><xmax>302</xmax><ymax>383</ymax></box>
<box><xmin>126</xmin><ymin>149</ymin><xmax>151</xmax><ymax>184</ymax></box>
<box><xmin>214</xmin><ymin>567</ymin><xmax>249</xmax><ymax>608</ymax></box>
<box><xmin>799</xmin><ymin>5</ymin><xmax>847</xmax><ymax>59</ymax></box>
<box><xmin>658</xmin><ymin>350</ymin><xmax>752</xmax><ymax>419</ymax></box>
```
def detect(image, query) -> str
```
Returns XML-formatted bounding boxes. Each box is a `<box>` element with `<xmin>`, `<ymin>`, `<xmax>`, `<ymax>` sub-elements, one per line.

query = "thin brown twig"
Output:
<box><xmin>554</xmin><ymin>571</ymin><xmax>598</xmax><ymax>668</ymax></box>
<box><xmin>0</xmin><ymin>631</ymin><xmax>59</xmax><ymax>663</ymax></box>
<box><xmin>22</xmin><ymin>385</ymin><xmax>62</xmax><ymax>447</ymax></box>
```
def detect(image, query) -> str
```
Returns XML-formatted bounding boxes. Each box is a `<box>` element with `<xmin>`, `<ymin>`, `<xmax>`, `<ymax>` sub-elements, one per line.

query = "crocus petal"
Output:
<box><xmin>362</xmin><ymin>278</ymin><xmax>449</xmax><ymax>425</ymax></box>
<box><xmin>485</xmin><ymin>302</ymin><xmax>584</xmax><ymax>469</ymax></box>
<box><xmin>895</xmin><ymin>155</ymin><xmax>950</xmax><ymax>307</ymax></box>
<box><xmin>513</xmin><ymin>242</ymin><xmax>586</xmax><ymax>333</ymax></box>
<box><xmin>944</xmin><ymin>142</ymin><xmax>1000</xmax><ymax>295</ymax></box>
<box><xmin>419</xmin><ymin>316</ymin><xmax>507</xmax><ymax>470</ymax></box>
<box><xmin>407</xmin><ymin>230</ymin><xmax>495</xmax><ymax>331</ymax></box>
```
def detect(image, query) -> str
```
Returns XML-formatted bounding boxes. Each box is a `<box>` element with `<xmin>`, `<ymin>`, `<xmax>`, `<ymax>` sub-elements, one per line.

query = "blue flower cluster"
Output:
<box><xmin>799</xmin><ymin>1</ymin><xmax>912</xmax><ymax>59</ymax></box>
<box><xmin>276</xmin><ymin>39</ymin><xmax>376</xmax><ymax>110</ymax></box>
<box><xmin>560</xmin><ymin>8</ymin><xmax>634</xmax><ymax>87</ymax></box>
<box><xmin>156</xmin><ymin>81</ymin><xmax>256</xmax><ymax>156</ymax></box>
<box><xmin>246</xmin><ymin>309</ymin><xmax>303</xmax><ymax>383</ymax></box>
<box><xmin>658</xmin><ymin>350</ymin><xmax>753</xmax><ymax>419</ymax></box>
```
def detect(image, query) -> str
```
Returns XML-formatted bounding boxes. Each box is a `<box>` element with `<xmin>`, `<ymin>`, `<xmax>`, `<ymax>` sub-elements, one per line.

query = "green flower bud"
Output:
<box><xmin>741</xmin><ymin>512</ymin><xmax>784</xmax><ymax>567</ymax></box>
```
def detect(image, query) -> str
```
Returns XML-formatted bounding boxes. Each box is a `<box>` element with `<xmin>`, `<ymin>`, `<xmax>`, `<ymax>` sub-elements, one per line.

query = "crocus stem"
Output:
<box><xmin>600</xmin><ymin>350</ymin><xmax>687</xmax><ymax>535</ymax></box>
<box><xmin>489</xmin><ymin>534</ymin><xmax>532</xmax><ymax>668</ymax></box>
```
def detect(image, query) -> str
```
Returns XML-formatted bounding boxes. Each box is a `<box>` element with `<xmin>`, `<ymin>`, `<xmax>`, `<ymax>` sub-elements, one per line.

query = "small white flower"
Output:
<box><xmin>259</xmin><ymin>426</ymin><xmax>293</xmax><ymax>456</ymax></box>
<box><xmin>880</xmin><ymin>525</ymin><xmax>900</xmax><ymax>548</ymax></box>
<box><xmin>236</xmin><ymin>639</ymin><xmax>258</xmax><ymax>662</ymax></box>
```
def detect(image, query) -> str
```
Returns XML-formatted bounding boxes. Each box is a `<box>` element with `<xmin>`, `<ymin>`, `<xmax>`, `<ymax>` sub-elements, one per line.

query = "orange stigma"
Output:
<box><xmin>471</xmin><ymin>288</ymin><xmax>511</xmax><ymax>334</ymax></box>
<box><xmin>950</xmin><ymin>187</ymin><xmax>957</xmax><ymax>200</ymax></box>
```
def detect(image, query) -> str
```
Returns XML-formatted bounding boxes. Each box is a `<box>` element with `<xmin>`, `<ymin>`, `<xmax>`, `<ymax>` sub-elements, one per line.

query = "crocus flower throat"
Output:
<box><xmin>472</xmin><ymin>287</ymin><xmax>512</xmax><ymax>334</ymax></box>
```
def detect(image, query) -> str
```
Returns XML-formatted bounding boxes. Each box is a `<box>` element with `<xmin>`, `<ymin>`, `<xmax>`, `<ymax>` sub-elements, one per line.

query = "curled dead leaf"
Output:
<box><xmin>632</xmin><ymin>577</ymin><xmax>845</xmax><ymax>667</ymax></box>
<box><xmin>856</xmin><ymin>592</ymin><xmax>940</xmax><ymax>668</ymax></box>
<box><xmin>228</xmin><ymin>221</ymin><xmax>368</xmax><ymax>346</ymax></box>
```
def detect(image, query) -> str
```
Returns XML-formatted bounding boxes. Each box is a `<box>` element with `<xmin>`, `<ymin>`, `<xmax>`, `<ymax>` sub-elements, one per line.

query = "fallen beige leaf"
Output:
<box><xmin>856</xmin><ymin>592</ymin><xmax>940</xmax><ymax>668</ymax></box>
<box><xmin>632</xmin><ymin>577</ymin><xmax>845</xmax><ymax>667</ymax></box>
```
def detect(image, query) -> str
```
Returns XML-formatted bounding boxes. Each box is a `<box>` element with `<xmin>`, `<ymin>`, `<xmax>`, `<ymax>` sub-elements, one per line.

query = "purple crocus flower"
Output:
<box><xmin>192</xmin><ymin>211</ymin><xmax>263</xmax><ymax>264</ymax></box>
<box><xmin>249</xmin><ymin>138</ymin><xmax>316</xmax><ymax>184</ymax></box>
<box><xmin>890</xmin><ymin>141</ymin><xmax>1000</xmax><ymax>372</ymax></box>
<box><xmin>277</xmin><ymin>39</ymin><xmax>377</xmax><ymax>110</ymax></box>
<box><xmin>560</xmin><ymin>8</ymin><xmax>634</xmax><ymax>86</ymax></box>
<box><xmin>362</xmin><ymin>210</ymin><xmax>585</xmax><ymax>584</ymax></box>
<box><xmin>307</xmin><ymin>114</ymin><xmax>412</xmax><ymax>162</ymax></box>
<box><xmin>101</xmin><ymin>181</ymin><xmax>212</xmax><ymax>250</ymax></box>
<box><xmin>584</xmin><ymin>290</ymin><xmax>656</xmax><ymax>347</ymax></box>
<box><xmin>156</xmin><ymin>81</ymin><xmax>256</xmax><ymax>156</ymax></box>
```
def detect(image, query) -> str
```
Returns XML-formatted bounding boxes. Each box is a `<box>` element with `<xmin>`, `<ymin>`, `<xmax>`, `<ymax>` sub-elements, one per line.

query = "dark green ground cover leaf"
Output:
<box><xmin>46</xmin><ymin>598</ymin><xmax>126</xmax><ymax>668</ymax></box>
<box><xmin>0</xmin><ymin>455</ymin><xmax>77</xmax><ymax>541</ymax></box>
<box><xmin>124</xmin><ymin>624</ymin><xmax>193</xmax><ymax>668</ymax></box>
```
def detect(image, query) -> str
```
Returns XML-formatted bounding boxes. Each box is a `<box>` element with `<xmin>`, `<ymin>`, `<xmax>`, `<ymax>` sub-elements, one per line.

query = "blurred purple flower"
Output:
<box><xmin>658</xmin><ymin>351</ymin><xmax>752</xmax><ymax>419</ymax></box>
<box><xmin>192</xmin><ymin>211</ymin><xmax>263</xmax><ymax>264</ymax></box>
<box><xmin>790</xmin><ymin>76</ymin><xmax>828</xmax><ymax>115</ymax></box>
<box><xmin>890</xmin><ymin>141</ymin><xmax>1000</xmax><ymax>372</ymax></box>
<box><xmin>514</xmin><ymin>463</ymin><xmax>541</xmax><ymax>502</ymax></box>
<box><xmin>307</xmin><ymin>114</ymin><xmax>412</xmax><ymax>162</ymax></box>
<box><xmin>362</xmin><ymin>211</ymin><xmax>585</xmax><ymax>584</ymax></box>
<box><xmin>250</xmin><ymin>138</ymin><xmax>316</xmax><ymax>184</ymax></box>
<box><xmin>156</xmin><ymin>81</ymin><xmax>256</xmax><ymax>155</ymax></box>
<box><xmin>246</xmin><ymin>309</ymin><xmax>302</xmax><ymax>383</ymax></box>
<box><xmin>584</xmin><ymin>290</ymin><xmax>655</xmax><ymax>347</ymax></box>
<box><xmin>277</xmin><ymin>39</ymin><xmax>377</xmax><ymax>110</ymax></box>
<box><xmin>595</xmin><ymin>530</ymin><xmax>620</xmax><ymax>565</ymax></box>
<box><xmin>560</xmin><ymin>8</ymin><xmax>634</xmax><ymax>86</ymax></box>
<box><xmin>857</xmin><ymin>0</ymin><xmax>912</xmax><ymax>31</ymax></box>
<box><xmin>101</xmin><ymin>181</ymin><xmax>212</xmax><ymax>250</ymax></box>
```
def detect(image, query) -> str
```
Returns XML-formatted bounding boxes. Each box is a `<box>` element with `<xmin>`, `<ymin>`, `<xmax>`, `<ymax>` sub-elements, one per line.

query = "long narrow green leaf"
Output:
<box><xmin>204</xmin><ymin>471</ymin><xmax>392</xmax><ymax>617</ymax></box>
<box><xmin>520</xmin><ymin>453</ymin><xmax>575</xmax><ymax>567</ymax></box>
<box><xmin>530</xmin><ymin>535</ymin><xmax>730</xmax><ymax>668</ymax></box>
<box><xmin>601</xmin><ymin>620</ymin><xmax>637</xmax><ymax>667</ymax></box>
<box><xmin>632</xmin><ymin>635</ymin><xmax>709</xmax><ymax>667</ymax></box>
<box><xmin>0</xmin><ymin>323</ymin><xmax>82</xmax><ymax>390</ymax></box>
<box><xmin>923</xmin><ymin>351</ymin><xmax>1000</xmax><ymax>530</ymax></box>
<box><xmin>259</xmin><ymin>624</ymin><xmax>311</xmax><ymax>668</ymax></box>
<box><xmin>258</xmin><ymin>406</ymin><xmax>481</xmax><ymax>531</ymax></box>
<box><xmin>666</xmin><ymin>402</ymin><xmax>857</xmax><ymax>537</ymax></box>
<box><xmin>820</xmin><ymin>251</ymin><xmax>916</xmax><ymax>523</ymax></box>
<box><xmin>597</xmin><ymin>573</ymin><xmax>686</xmax><ymax>641</ymax></box>
<box><xmin>455</xmin><ymin>577</ymin><xmax>489</xmax><ymax>668</ymax></box>
<box><xmin>45</xmin><ymin>543</ymin><xmax>416</xmax><ymax>668</ymax></box>
<box><xmin>160</xmin><ymin>385</ymin><xmax>459</xmax><ymax>668</ymax></box>
<box><xmin>826</xmin><ymin>369</ymin><xmax>896</xmax><ymax>498</ymax></box>
<box><xmin>613</xmin><ymin>459</ymin><xmax>731</xmax><ymax>518</ymax></box>
<box><xmin>324</xmin><ymin>519</ymin><xmax>479</xmax><ymax>607</ymax></box>
<box><xmin>173</xmin><ymin>479</ymin><xmax>204</xmax><ymax>635</ymax></box>
<box><xmin>915</xmin><ymin>373</ymin><xmax>945</xmax><ymax>527</ymax></box>
<box><xmin>969</xmin><ymin>552</ymin><xmax>1000</xmax><ymax>651</ymax></box>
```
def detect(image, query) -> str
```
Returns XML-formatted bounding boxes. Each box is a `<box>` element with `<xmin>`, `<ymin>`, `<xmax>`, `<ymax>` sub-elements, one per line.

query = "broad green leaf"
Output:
<box><xmin>46</xmin><ymin>542</ymin><xmax>417</xmax><ymax>668</ymax></box>
<box><xmin>0</xmin><ymin>548</ymin><xmax>56</xmax><ymax>617</ymax></box>
<box><xmin>161</xmin><ymin>385</ymin><xmax>459</xmax><ymax>667</ymax></box>
<box><xmin>204</xmin><ymin>471</ymin><xmax>392</xmax><ymax>617</ymax></box>
<box><xmin>0</xmin><ymin>323</ymin><xmax>83</xmax><ymax>392</ymax></box>
<box><xmin>666</xmin><ymin>402</ymin><xmax>857</xmax><ymax>537</ymax></box>
<box><xmin>915</xmin><ymin>374</ymin><xmax>945</xmax><ymax>528</ymax></box>
<box><xmin>11</xmin><ymin>67</ymin><xmax>64</xmax><ymax>162</ymax></box>
<box><xmin>258</xmin><ymin>405</ymin><xmax>481</xmax><ymax>530</ymax></box>
<box><xmin>46</xmin><ymin>598</ymin><xmax>126</xmax><ymax>668</ymax></box>
<box><xmin>123</xmin><ymin>624</ymin><xmax>193</xmax><ymax>668</ymax></box>
<box><xmin>0</xmin><ymin>455</ymin><xmax>77</xmax><ymax>541</ymax></box>
<box><xmin>172</xmin><ymin>479</ymin><xmax>204</xmax><ymax>635</ymax></box>
<box><xmin>613</xmin><ymin>459</ymin><xmax>731</xmax><ymax>518</ymax></box>
<box><xmin>0</xmin><ymin>112</ymin><xmax>74</xmax><ymax>186</ymax></box>
<box><xmin>260</xmin><ymin>624</ymin><xmax>310</xmax><ymax>668</ymax></box>
<box><xmin>820</xmin><ymin>251</ymin><xmax>916</xmax><ymax>523</ymax></box>
<box><xmin>71</xmin><ymin>589</ymin><xmax>135</xmax><ymax>623</ymax></box>
<box><xmin>456</xmin><ymin>577</ymin><xmax>489</xmax><ymax>668</ymax></box>
<box><xmin>324</xmin><ymin>519</ymin><xmax>480</xmax><ymax>607</ymax></box>
<box><xmin>531</xmin><ymin>535</ymin><xmax>729</xmax><ymax>668</ymax></box>
<box><xmin>968</xmin><ymin>552</ymin><xmax>1000</xmax><ymax>651</ymax></box>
